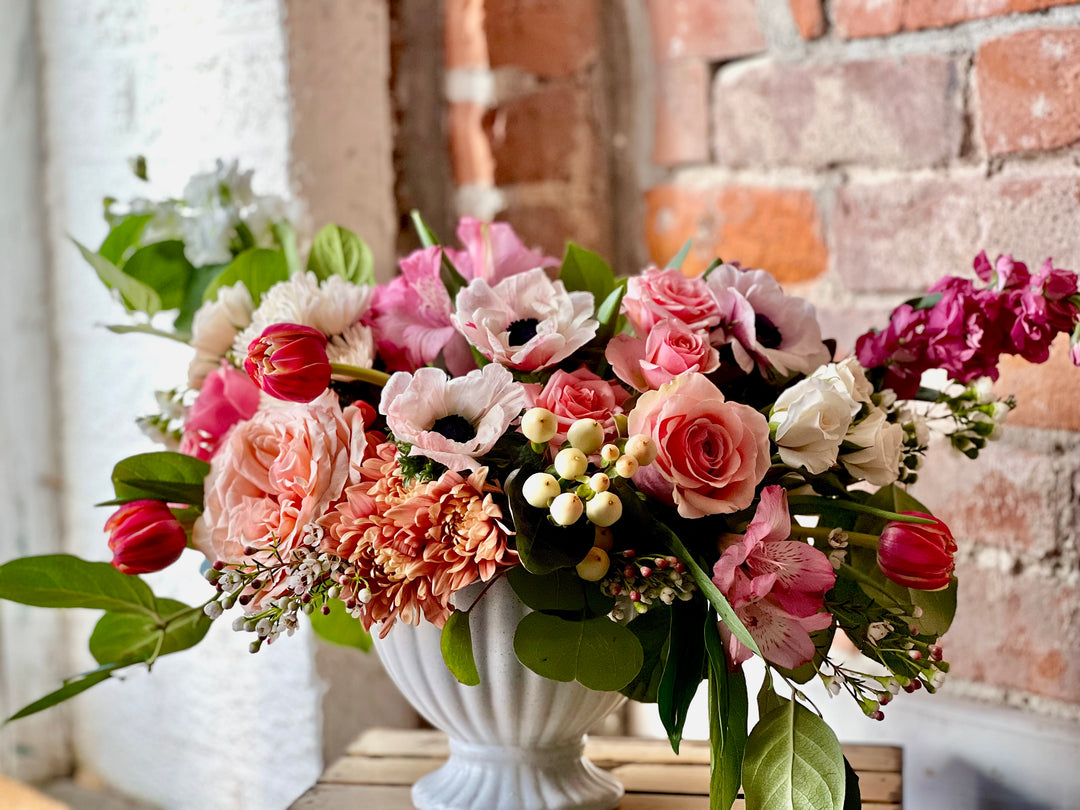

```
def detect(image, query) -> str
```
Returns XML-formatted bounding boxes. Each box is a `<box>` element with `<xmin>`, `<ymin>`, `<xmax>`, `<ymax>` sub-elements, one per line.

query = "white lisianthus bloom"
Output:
<box><xmin>841</xmin><ymin>408</ymin><xmax>904</xmax><ymax>486</ymax></box>
<box><xmin>187</xmin><ymin>282</ymin><xmax>255</xmax><ymax>389</ymax></box>
<box><xmin>234</xmin><ymin>272</ymin><xmax>375</xmax><ymax>359</ymax></box>
<box><xmin>813</xmin><ymin>357</ymin><xmax>873</xmax><ymax>406</ymax></box>
<box><xmin>770</xmin><ymin>377</ymin><xmax>858</xmax><ymax>474</ymax></box>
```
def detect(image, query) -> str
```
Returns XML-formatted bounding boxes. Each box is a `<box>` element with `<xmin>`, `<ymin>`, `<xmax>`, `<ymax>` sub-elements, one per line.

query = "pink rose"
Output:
<box><xmin>621</xmin><ymin>266</ymin><xmax>721</xmax><ymax>336</ymax></box>
<box><xmin>193</xmin><ymin>391</ymin><xmax>367</xmax><ymax>609</ymax></box>
<box><xmin>607</xmin><ymin>321</ymin><xmax>720</xmax><ymax>392</ymax></box>
<box><xmin>522</xmin><ymin>367</ymin><xmax>629</xmax><ymax>447</ymax></box>
<box><xmin>627</xmin><ymin>373</ymin><xmax>770</xmax><ymax>519</ymax></box>
<box><xmin>180</xmin><ymin>364</ymin><xmax>261</xmax><ymax>461</ymax></box>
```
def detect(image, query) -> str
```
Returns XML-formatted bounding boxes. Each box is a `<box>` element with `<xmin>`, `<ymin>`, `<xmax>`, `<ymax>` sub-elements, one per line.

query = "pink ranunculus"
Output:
<box><xmin>179</xmin><ymin>364</ymin><xmax>261</xmax><ymax>461</ymax></box>
<box><xmin>106</xmin><ymin>499</ymin><xmax>188</xmax><ymax>575</ymax></box>
<box><xmin>522</xmin><ymin>367</ymin><xmax>629</xmax><ymax>448</ymax></box>
<box><xmin>193</xmin><ymin>391</ymin><xmax>367</xmax><ymax>609</ymax></box>
<box><xmin>712</xmin><ymin>486</ymin><xmax>836</xmax><ymax>669</ymax></box>
<box><xmin>445</xmin><ymin>216</ymin><xmax>559</xmax><ymax>284</ymax></box>
<box><xmin>370</xmin><ymin>246</ymin><xmax>474</xmax><ymax>374</ymax></box>
<box><xmin>451</xmin><ymin>268</ymin><xmax>598</xmax><ymax>371</ymax></box>
<box><xmin>607</xmin><ymin>320</ymin><xmax>720</xmax><ymax>392</ymax></box>
<box><xmin>621</xmin><ymin>266</ymin><xmax>721</xmax><ymax>336</ymax></box>
<box><xmin>877</xmin><ymin>512</ymin><xmax>957</xmax><ymax>591</ymax></box>
<box><xmin>626</xmin><ymin>373</ymin><xmax>771</xmax><ymax>518</ymax></box>
<box><xmin>244</xmin><ymin>323</ymin><xmax>332</xmax><ymax>402</ymax></box>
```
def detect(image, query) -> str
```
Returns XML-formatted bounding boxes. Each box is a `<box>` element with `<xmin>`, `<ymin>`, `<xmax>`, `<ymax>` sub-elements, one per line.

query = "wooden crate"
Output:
<box><xmin>290</xmin><ymin>728</ymin><xmax>903</xmax><ymax>809</ymax></box>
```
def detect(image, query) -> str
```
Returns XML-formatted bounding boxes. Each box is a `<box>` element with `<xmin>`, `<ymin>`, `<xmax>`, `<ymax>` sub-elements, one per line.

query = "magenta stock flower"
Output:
<box><xmin>607</xmin><ymin>320</ymin><xmax>720</xmax><ymax>392</ymax></box>
<box><xmin>106</xmin><ymin>500</ymin><xmax>188</xmax><ymax>575</ymax></box>
<box><xmin>452</xmin><ymin>268</ymin><xmax>598</xmax><ymax>371</ymax></box>
<box><xmin>245</xmin><ymin>323</ymin><xmax>332</xmax><ymax>402</ymax></box>
<box><xmin>877</xmin><ymin>513</ymin><xmax>957</xmax><ymax>591</ymax></box>
<box><xmin>180</xmin><ymin>364</ymin><xmax>261</xmax><ymax>461</ymax></box>
<box><xmin>712</xmin><ymin>486</ymin><xmax>835</xmax><ymax>669</ymax></box>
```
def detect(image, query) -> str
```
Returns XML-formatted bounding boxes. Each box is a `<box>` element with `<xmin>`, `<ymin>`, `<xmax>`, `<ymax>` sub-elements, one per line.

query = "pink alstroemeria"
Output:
<box><xmin>712</xmin><ymin>486</ymin><xmax>836</xmax><ymax>669</ymax></box>
<box><xmin>445</xmin><ymin>216</ymin><xmax>559</xmax><ymax>284</ymax></box>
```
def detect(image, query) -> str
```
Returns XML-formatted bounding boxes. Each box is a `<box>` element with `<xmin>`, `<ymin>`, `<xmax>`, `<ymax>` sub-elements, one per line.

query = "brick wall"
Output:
<box><xmin>639</xmin><ymin>0</ymin><xmax>1080</xmax><ymax>716</ymax></box>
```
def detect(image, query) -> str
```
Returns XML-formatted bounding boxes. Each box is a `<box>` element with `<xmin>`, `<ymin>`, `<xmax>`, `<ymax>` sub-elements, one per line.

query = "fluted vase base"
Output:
<box><xmin>372</xmin><ymin>577</ymin><xmax>626</xmax><ymax>810</ymax></box>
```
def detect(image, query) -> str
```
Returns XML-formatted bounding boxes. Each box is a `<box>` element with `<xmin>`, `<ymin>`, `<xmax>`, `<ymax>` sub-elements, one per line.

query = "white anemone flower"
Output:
<box><xmin>451</xmin><ymin>267</ymin><xmax>597</xmax><ymax>371</ymax></box>
<box><xmin>380</xmin><ymin>364</ymin><xmax>528</xmax><ymax>472</ymax></box>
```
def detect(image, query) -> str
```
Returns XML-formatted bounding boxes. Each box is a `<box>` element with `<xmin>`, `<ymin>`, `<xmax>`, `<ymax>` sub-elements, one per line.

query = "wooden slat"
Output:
<box><xmin>321</xmin><ymin>755</ymin><xmax>445</xmax><ymax>786</ymax></box>
<box><xmin>290</xmin><ymin>783</ymin><xmax>415</xmax><ymax>810</ymax></box>
<box><xmin>0</xmin><ymin>776</ymin><xmax>68</xmax><ymax>810</ymax></box>
<box><xmin>347</xmin><ymin>727</ymin><xmax>448</xmax><ymax>758</ymax></box>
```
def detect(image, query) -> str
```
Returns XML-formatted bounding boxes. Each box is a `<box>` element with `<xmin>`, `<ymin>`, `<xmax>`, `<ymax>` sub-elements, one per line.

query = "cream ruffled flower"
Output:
<box><xmin>187</xmin><ymin>282</ymin><xmax>255</xmax><ymax>389</ymax></box>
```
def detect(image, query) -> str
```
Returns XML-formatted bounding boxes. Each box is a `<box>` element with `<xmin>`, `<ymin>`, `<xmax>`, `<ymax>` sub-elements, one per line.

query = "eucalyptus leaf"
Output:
<box><xmin>0</xmin><ymin>555</ymin><xmax>157</xmax><ymax>616</ymax></box>
<box><xmin>108</xmin><ymin>451</ymin><xmax>209</xmax><ymax>506</ymax></box>
<box><xmin>123</xmin><ymin>241</ymin><xmax>195</xmax><ymax>311</ymax></box>
<box><xmin>202</xmin><ymin>248</ymin><xmax>289</xmax><ymax>306</ymax></box>
<box><xmin>506</xmin><ymin>567</ymin><xmax>586</xmax><ymax>614</ymax></box>
<box><xmin>441</xmin><ymin>610</ymin><xmax>480</xmax><ymax>686</ymax></box>
<box><xmin>89</xmin><ymin>598</ymin><xmax>211</xmax><ymax>665</ymax></box>
<box><xmin>307</xmin><ymin>224</ymin><xmax>374</xmax><ymax>286</ymax></box>
<box><xmin>75</xmin><ymin>239</ymin><xmax>162</xmax><ymax>315</ymax></box>
<box><xmin>743</xmin><ymin>698</ymin><xmax>846</xmax><ymax>810</ymax></box>
<box><xmin>513</xmin><ymin>612</ymin><xmax>643</xmax><ymax>692</ymax></box>
<box><xmin>6</xmin><ymin>661</ymin><xmax>131</xmax><ymax>723</ymax></box>
<box><xmin>309</xmin><ymin>598</ymin><xmax>373</xmax><ymax>652</ymax></box>
<box><xmin>98</xmin><ymin>213</ymin><xmax>153</xmax><ymax>265</ymax></box>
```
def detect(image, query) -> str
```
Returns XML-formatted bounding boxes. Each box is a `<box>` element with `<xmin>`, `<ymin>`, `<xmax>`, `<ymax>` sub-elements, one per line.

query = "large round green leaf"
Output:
<box><xmin>513</xmin><ymin>612</ymin><xmax>643</xmax><ymax>692</ymax></box>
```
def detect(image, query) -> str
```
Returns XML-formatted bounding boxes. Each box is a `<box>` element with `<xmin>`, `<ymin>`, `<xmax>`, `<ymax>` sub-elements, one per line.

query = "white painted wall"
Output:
<box><xmin>36</xmin><ymin>2</ymin><xmax>323</xmax><ymax>806</ymax></box>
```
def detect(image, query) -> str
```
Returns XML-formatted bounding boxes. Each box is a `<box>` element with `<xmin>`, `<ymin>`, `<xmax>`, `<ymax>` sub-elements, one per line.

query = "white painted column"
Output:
<box><xmin>37</xmin><ymin>3</ymin><xmax>322</xmax><ymax>807</ymax></box>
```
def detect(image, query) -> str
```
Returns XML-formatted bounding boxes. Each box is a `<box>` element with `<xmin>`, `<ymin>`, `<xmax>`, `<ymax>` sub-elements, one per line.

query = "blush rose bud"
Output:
<box><xmin>877</xmin><ymin>512</ymin><xmax>957</xmax><ymax>591</ymax></box>
<box><xmin>244</xmin><ymin>323</ymin><xmax>331</xmax><ymax>403</ymax></box>
<box><xmin>106</xmin><ymin>500</ymin><xmax>187</xmax><ymax>575</ymax></box>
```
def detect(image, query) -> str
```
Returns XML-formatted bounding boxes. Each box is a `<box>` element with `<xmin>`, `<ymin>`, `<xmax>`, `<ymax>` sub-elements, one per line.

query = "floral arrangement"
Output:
<box><xmin>3</xmin><ymin>161</ymin><xmax>1079</xmax><ymax>810</ymax></box>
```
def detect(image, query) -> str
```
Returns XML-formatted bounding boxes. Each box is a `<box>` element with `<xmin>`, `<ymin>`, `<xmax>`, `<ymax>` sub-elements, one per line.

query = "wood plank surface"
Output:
<box><xmin>294</xmin><ymin>728</ymin><xmax>904</xmax><ymax>809</ymax></box>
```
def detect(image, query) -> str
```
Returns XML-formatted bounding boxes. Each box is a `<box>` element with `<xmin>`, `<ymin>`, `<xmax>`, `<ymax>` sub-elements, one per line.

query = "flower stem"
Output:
<box><xmin>790</xmin><ymin>526</ymin><xmax>879</xmax><ymax>549</ymax></box>
<box><xmin>788</xmin><ymin>495</ymin><xmax>935</xmax><ymax>524</ymax></box>
<box><xmin>330</xmin><ymin>363</ymin><xmax>391</xmax><ymax>387</ymax></box>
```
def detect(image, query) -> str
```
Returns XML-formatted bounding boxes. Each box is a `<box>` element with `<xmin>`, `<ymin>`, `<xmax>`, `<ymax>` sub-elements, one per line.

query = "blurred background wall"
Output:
<box><xmin>2</xmin><ymin>1</ymin><xmax>1080</xmax><ymax>808</ymax></box>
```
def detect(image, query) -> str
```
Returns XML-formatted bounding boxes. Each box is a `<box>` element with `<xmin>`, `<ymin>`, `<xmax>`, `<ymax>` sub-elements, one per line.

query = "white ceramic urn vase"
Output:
<box><xmin>371</xmin><ymin>576</ymin><xmax>627</xmax><ymax>810</ymax></box>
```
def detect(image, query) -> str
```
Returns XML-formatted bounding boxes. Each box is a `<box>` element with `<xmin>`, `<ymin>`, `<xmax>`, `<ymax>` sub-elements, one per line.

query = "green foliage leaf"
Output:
<box><xmin>88</xmin><ymin>598</ymin><xmax>211</xmax><ymax>665</ymax></box>
<box><xmin>506</xmin><ymin>567</ymin><xmax>586</xmax><ymax>614</ymax></box>
<box><xmin>76</xmin><ymin>239</ymin><xmax>162</xmax><ymax>315</ymax></box>
<box><xmin>658</xmin><ymin>599</ymin><xmax>707</xmax><ymax>752</ymax></box>
<box><xmin>843</xmin><ymin>756</ymin><xmax>862</xmax><ymax>810</ymax></box>
<box><xmin>0</xmin><ymin>555</ymin><xmax>157</xmax><ymax>615</ymax></box>
<box><xmin>122</xmin><ymin>241</ymin><xmax>195</xmax><ymax>312</ymax></box>
<box><xmin>513</xmin><ymin>612</ymin><xmax>643</xmax><ymax>692</ymax></box>
<box><xmin>202</xmin><ymin>248</ymin><xmax>289</xmax><ymax>306</ymax></box>
<box><xmin>274</xmin><ymin>221</ymin><xmax>302</xmax><ymax>276</ymax></box>
<box><xmin>309</xmin><ymin>598</ymin><xmax>373</xmax><ymax>652</ymax></box>
<box><xmin>98</xmin><ymin>213</ymin><xmax>153</xmax><ymax>265</ymax></box>
<box><xmin>619</xmin><ymin>606</ymin><xmax>671</xmax><ymax>703</ymax></box>
<box><xmin>307</xmin><ymin>224</ymin><xmax>374</xmax><ymax>286</ymax></box>
<box><xmin>174</xmin><ymin>263</ymin><xmax>226</xmax><ymax>334</ymax></box>
<box><xmin>108</xmin><ymin>452</ymin><xmax>210</xmax><ymax>506</ymax></box>
<box><xmin>705</xmin><ymin>615</ymin><xmax>748</xmax><ymax>810</ymax></box>
<box><xmin>559</xmin><ymin>243</ymin><xmax>615</xmax><ymax>302</ymax></box>
<box><xmin>6</xmin><ymin>662</ymin><xmax>130</xmax><ymax>723</ymax></box>
<box><xmin>743</xmin><ymin>698</ymin><xmax>846</xmax><ymax>810</ymax></box>
<box><xmin>441</xmin><ymin>610</ymin><xmax>480</xmax><ymax>686</ymax></box>
<box><xmin>594</xmin><ymin>281</ymin><xmax>628</xmax><ymax>345</ymax></box>
<box><xmin>666</xmin><ymin>239</ymin><xmax>692</xmax><ymax>271</ymax></box>
<box><xmin>504</xmin><ymin>470</ymin><xmax>594</xmax><ymax>575</ymax></box>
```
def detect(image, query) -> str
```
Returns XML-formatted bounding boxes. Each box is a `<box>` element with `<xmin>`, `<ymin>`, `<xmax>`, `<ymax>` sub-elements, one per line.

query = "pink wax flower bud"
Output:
<box><xmin>106</xmin><ymin>500</ymin><xmax>187</xmax><ymax>575</ymax></box>
<box><xmin>877</xmin><ymin>512</ymin><xmax>957</xmax><ymax>591</ymax></box>
<box><xmin>244</xmin><ymin>323</ymin><xmax>331</xmax><ymax>402</ymax></box>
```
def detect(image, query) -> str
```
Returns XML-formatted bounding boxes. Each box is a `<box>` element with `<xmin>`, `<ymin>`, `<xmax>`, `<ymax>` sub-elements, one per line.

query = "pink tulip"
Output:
<box><xmin>877</xmin><ymin>513</ymin><xmax>957</xmax><ymax>591</ymax></box>
<box><xmin>244</xmin><ymin>323</ymin><xmax>331</xmax><ymax>402</ymax></box>
<box><xmin>106</xmin><ymin>500</ymin><xmax>187</xmax><ymax>575</ymax></box>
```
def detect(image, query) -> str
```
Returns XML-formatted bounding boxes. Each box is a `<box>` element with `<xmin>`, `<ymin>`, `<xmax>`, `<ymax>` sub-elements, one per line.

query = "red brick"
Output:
<box><xmin>484</xmin><ymin>0</ymin><xmax>599</xmax><ymax>78</ymax></box>
<box><xmin>834</xmin><ymin>174</ymin><xmax>1080</xmax><ymax>293</ymax></box>
<box><xmin>484</xmin><ymin>82</ymin><xmax>584</xmax><ymax>184</ymax></box>
<box><xmin>835</xmin><ymin>0</ymin><xmax>1077</xmax><ymax>39</ymax></box>
<box><xmin>976</xmin><ymin>28</ymin><xmax>1080</xmax><ymax>156</ymax></box>
<box><xmin>645</xmin><ymin>184</ymin><xmax>827</xmax><ymax>284</ymax></box>
<box><xmin>646</xmin><ymin>0</ymin><xmax>766</xmax><ymax>63</ymax></box>
<box><xmin>789</xmin><ymin>0</ymin><xmax>826</xmax><ymax>40</ymax></box>
<box><xmin>996</xmin><ymin>334</ymin><xmax>1080</xmax><ymax>431</ymax></box>
<box><xmin>448</xmin><ymin>101</ymin><xmax>494</xmax><ymax>186</ymax></box>
<box><xmin>912</xmin><ymin>438</ymin><xmax>1069</xmax><ymax>557</ymax></box>
<box><xmin>500</xmin><ymin>199</ymin><xmax>607</xmax><ymax>262</ymax></box>
<box><xmin>445</xmin><ymin>0</ymin><xmax>488</xmax><ymax>69</ymax></box>
<box><xmin>945</xmin><ymin>566</ymin><xmax>1080</xmax><ymax>704</ymax></box>
<box><xmin>652</xmin><ymin>58</ymin><xmax>709</xmax><ymax>167</ymax></box>
<box><xmin>711</xmin><ymin>55</ymin><xmax>963</xmax><ymax>169</ymax></box>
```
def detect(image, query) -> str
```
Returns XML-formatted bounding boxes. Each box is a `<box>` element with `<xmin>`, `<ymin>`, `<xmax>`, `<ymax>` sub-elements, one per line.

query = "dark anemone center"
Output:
<box><xmin>755</xmin><ymin>314</ymin><xmax>783</xmax><ymax>349</ymax></box>
<box><xmin>506</xmin><ymin>318</ymin><xmax>540</xmax><ymax>346</ymax></box>
<box><xmin>430</xmin><ymin>414</ymin><xmax>477</xmax><ymax>443</ymax></box>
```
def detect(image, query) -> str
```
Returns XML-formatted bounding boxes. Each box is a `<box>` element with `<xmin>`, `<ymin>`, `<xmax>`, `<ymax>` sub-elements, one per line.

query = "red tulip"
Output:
<box><xmin>106</xmin><ymin>500</ymin><xmax>187</xmax><ymax>575</ymax></box>
<box><xmin>244</xmin><ymin>323</ymin><xmax>331</xmax><ymax>403</ymax></box>
<box><xmin>877</xmin><ymin>512</ymin><xmax>957</xmax><ymax>591</ymax></box>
